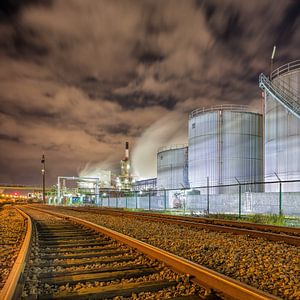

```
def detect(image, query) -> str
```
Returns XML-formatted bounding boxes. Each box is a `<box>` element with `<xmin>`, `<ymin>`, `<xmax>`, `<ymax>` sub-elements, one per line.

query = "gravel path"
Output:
<box><xmin>0</xmin><ymin>206</ymin><xmax>27</xmax><ymax>289</ymax></box>
<box><xmin>45</xmin><ymin>206</ymin><xmax>300</xmax><ymax>300</ymax></box>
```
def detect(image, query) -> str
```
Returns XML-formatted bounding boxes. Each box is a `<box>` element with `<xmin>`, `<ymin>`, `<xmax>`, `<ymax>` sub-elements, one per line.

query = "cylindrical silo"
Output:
<box><xmin>157</xmin><ymin>145</ymin><xmax>189</xmax><ymax>189</ymax></box>
<box><xmin>188</xmin><ymin>105</ymin><xmax>263</xmax><ymax>193</ymax></box>
<box><xmin>263</xmin><ymin>61</ymin><xmax>300</xmax><ymax>191</ymax></box>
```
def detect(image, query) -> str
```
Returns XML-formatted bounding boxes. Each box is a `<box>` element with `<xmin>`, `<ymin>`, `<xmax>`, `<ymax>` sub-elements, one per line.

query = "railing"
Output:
<box><xmin>259</xmin><ymin>73</ymin><xmax>300</xmax><ymax>119</ymax></box>
<box><xmin>271</xmin><ymin>60</ymin><xmax>300</xmax><ymax>80</ymax></box>
<box><xmin>158</xmin><ymin>144</ymin><xmax>188</xmax><ymax>153</ymax></box>
<box><xmin>189</xmin><ymin>104</ymin><xmax>258</xmax><ymax>119</ymax></box>
<box><xmin>272</xmin><ymin>76</ymin><xmax>300</xmax><ymax>103</ymax></box>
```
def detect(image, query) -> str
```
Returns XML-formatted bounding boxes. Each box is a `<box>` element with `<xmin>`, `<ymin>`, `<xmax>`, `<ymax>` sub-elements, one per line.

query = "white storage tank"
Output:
<box><xmin>157</xmin><ymin>145</ymin><xmax>189</xmax><ymax>189</ymax></box>
<box><xmin>188</xmin><ymin>105</ymin><xmax>263</xmax><ymax>193</ymax></box>
<box><xmin>262</xmin><ymin>61</ymin><xmax>300</xmax><ymax>191</ymax></box>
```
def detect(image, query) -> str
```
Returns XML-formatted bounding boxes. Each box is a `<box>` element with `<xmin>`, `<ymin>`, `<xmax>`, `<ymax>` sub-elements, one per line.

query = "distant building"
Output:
<box><xmin>133</xmin><ymin>178</ymin><xmax>157</xmax><ymax>191</ymax></box>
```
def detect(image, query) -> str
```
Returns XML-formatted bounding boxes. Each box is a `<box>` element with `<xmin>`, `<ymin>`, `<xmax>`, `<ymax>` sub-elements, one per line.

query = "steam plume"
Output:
<box><xmin>132</xmin><ymin>112</ymin><xmax>188</xmax><ymax>179</ymax></box>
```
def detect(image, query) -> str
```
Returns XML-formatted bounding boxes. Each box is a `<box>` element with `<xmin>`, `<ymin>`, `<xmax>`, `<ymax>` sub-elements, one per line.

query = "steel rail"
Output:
<box><xmin>127</xmin><ymin>214</ymin><xmax>300</xmax><ymax>246</ymax></box>
<box><xmin>29</xmin><ymin>206</ymin><xmax>279</xmax><ymax>300</ymax></box>
<box><xmin>102</xmin><ymin>209</ymin><xmax>300</xmax><ymax>236</ymax></box>
<box><xmin>0</xmin><ymin>208</ymin><xmax>32</xmax><ymax>300</ymax></box>
<box><xmin>62</xmin><ymin>207</ymin><xmax>300</xmax><ymax>245</ymax></box>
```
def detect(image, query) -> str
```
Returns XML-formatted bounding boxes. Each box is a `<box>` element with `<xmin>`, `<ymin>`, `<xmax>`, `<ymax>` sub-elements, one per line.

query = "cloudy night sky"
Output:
<box><xmin>0</xmin><ymin>0</ymin><xmax>299</xmax><ymax>185</ymax></box>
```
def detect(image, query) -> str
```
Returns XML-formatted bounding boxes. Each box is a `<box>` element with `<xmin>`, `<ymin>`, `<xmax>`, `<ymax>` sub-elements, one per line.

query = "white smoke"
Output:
<box><xmin>78</xmin><ymin>158</ymin><xmax>115</xmax><ymax>178</ymax></box>
<box><xmin>132</xmin><ymin>111</ymin><xmax>188</xmax><ymax>179</ymax></box>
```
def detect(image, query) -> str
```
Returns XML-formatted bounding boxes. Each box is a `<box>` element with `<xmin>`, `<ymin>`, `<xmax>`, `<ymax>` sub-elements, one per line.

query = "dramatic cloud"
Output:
<box><xmin>0</xmin><ymin>0</ymin><xmax>299</xmax><ymax>184</ymax></box>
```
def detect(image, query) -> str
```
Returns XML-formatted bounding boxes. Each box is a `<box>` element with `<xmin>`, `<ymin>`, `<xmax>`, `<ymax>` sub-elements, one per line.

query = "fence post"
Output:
<box><xmin>239</xmin><ymin>184</ymin><xmax>242</xmax><ymax>218</ymax></box>
<box><xmin>274</xmin><ymin>173</ymin><xmax>282</xmax><ymax>216</ymax></box>
<box><xmin>207</xmin><ymin>177</ymin><xmax>210</xmax><ymax>215</ymax></box>
<box><xmin>149</xmin><ymin>191</ymin><xmax>151</xmax><ymax>211</ymax></box>
<box><xmin>116</xmin><ymin>193</ymin><xmax>118</xmax><ymax>208</ymax></box>
<box><xmin>183</xmin><ymin>189</ymin><xmax>186</xmax><ymax>215</ymax></box>
<box><xmin>235</xmin><ymin>177</ymin><xmax>242</xmax><ymax>218</ymax></box>
<box><xmin>164</xmin><ymin>189</ymin><xmax>167</xmax><ymax>211</ymax></box>
<box><xmin>101</xmin><ymin>194</ymin><xmax>103</xmax><ymax>207</ymax></box>
<box><xmin>126</xmin><ymin>194</ymin><xmax>128</xmax><ymax>209</ymax></box>
<box><xmin>135</xmin><ymin>191</ymin><xmax>138</xmax><ymax>209</ymax></box>
<box><xmin>279</xmin><ymin>181</ymin><xmax>282</xmax><ymax>215</ymax></box>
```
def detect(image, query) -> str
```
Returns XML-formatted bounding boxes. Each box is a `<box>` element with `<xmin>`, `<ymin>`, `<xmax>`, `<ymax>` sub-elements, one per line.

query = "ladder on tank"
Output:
<box><xmin>259</xmin><ymin>73</ymin><xmax>300</xmax><ymax>119</ymax></box>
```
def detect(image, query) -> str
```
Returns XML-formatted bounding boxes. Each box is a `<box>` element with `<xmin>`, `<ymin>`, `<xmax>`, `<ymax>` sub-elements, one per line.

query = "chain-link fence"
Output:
<box><xmin>51</xmin><ymin>179</ymin><xmax>300</xmax><ymax>217</ymax></box>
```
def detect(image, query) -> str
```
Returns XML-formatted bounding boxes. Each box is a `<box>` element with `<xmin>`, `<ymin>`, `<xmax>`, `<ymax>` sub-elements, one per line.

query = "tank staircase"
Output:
<box><xmin>259</xmin><ymin>70</ymin><xmax>300</xmax><ymax>120</ymax></box>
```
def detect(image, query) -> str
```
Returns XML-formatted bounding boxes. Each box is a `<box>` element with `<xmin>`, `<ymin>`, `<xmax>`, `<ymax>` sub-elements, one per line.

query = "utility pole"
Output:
<box><xmin>41</xmin><ymin>154</ymin><xmax>46</xmax><ymax>204</ymax></box>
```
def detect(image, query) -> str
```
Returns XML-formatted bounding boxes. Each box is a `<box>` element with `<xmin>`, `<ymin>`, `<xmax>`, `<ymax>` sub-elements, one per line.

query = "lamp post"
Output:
<box><xmin>41</xmin><ymin>154</ymin><xmax>46</xmax><ymax>204</ymax></box>
<box><xmin>270</xmin><ymin>45</ymin><xmax>276</xmax><ymax>77</ymax></box>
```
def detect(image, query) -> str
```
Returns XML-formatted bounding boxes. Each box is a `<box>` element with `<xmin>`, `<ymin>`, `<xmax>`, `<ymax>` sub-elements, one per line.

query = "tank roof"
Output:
<box><xmin>157</xmin><ymin>144</ymin><xmax>188</xmax><ymax>153</ymax></box>
<box><xmin>189</xmin><ymin>104</ymin><xmax>259</xmax><ymax>119</ymax></box>
<box><xmin>271</xmin><ymin>60</ymin><xmax>300</xmax><ymax>80</ymax></box>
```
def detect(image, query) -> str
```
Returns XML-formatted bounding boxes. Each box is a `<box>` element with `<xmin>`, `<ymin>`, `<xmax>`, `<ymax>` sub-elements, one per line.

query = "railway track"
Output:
<box><xmin>0</xmin><ymin>207</ymin><xmax>28</xmax><ymax>293</ymax></box>
<box><xmin>60</xmin><ymin>207</ymin><xmax>300</xmax><ymax>246</ymax></box>
<box><xmin>1</xmin><ymin>206</ymin><xmax>279</xmax><ymax>300</ymax></box>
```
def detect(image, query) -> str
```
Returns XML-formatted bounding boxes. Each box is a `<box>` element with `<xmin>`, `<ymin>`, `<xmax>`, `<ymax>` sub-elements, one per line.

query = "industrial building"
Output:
<box><xmin>154</xmin><ymin>60</ymin><xmax>300</xmax><ymax>195</ymax></box>
<box><xmin>157</xmin><ymin>145</ymin><xmax>189</xmax><ymax>189</ymax></box>
<box><xmin>188</xmin><ymin>105</ymin><xmax>263</xmax><ymax>193</ymax></box>
<box><xmin>133</xmin><ymin>178</ymin><xmax>157</xmax><ymax>191</ymax></box>
<box><xmin>153</xmin><ymin>105</ymin><xmax>264</xmax><ymax>193</ymax></box>
<box><xmin>50</xmin><ymin>60</ymin><xmax>300</xmax><ymax>214</ymax></box>
<box><xmin>259</xmin><ymin>60</ymin><xmax>300</xmax><ymax>191</ymax></box>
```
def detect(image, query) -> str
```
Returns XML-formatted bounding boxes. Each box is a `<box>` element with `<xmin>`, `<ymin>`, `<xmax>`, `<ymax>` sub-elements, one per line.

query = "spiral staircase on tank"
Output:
<box><xmin>259</xmin><ymin>60</ymin><xmax>300</xmax><ymax>119</ymax></box>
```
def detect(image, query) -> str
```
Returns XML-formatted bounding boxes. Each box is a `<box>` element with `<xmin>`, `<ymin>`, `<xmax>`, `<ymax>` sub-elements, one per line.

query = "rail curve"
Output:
<box><xmin>1</xmin><ymin>206</ymin><xmax>280</xmax><ymax>300</ymax></box>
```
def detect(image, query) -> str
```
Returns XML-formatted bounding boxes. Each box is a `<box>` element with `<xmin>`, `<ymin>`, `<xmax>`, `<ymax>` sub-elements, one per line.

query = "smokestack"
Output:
<box><xmin>125</xmin><ymin>142</ymin><xmax>129</xmax><ymax>160</ymax></box>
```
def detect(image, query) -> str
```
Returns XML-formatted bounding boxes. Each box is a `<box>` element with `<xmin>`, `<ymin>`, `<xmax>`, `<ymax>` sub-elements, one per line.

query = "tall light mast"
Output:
<box><xmin>41</xmin><ymin>154</ymin><xmax>46</xmax><ymax>204</ymax></box>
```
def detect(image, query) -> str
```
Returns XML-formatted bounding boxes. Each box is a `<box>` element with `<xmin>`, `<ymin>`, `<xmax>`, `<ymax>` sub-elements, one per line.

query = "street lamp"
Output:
<box><xmin>41</xmin><ymin>154</ymin><xmax>46</xmax><ymax>204</ymax></box>
<box><xmin>270</xmin><ymin>45</ymin><xmax>276</xmax><ymax>77</ymax></box>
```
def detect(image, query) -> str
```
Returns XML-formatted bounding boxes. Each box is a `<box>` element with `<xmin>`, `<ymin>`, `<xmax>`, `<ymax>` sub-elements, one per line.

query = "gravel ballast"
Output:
<box><xmin>21</xmin><ymin>207</ymin><xmax>205</xmax><ymax>299</ymax></box>
<box><xmin>44</xmin><ymin>206</ymin><xmax>300</xmax><ymax>300</ymax></box>
<box><xmin>0</xmin><ymin>206</ymin><xmax>27</xmax><ymax>289</ymax></box>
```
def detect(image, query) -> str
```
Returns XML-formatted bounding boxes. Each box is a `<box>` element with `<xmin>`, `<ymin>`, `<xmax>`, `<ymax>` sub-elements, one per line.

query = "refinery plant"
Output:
<box><xmin>54</xmin><ymin>142</ymin><xmax>134</xmax><ymax>205</ymax></box>
<box><xmin>50</xmin><ymin>60</ymin><xmax>300</xmax><ymax>214</ymax></box>
<box><xmin>117</xmin><ymin>142</ymin><xmax>134</xmax><ymax>190</ymax></box>
<box><xmin>155</xmin><ymin>60</ymin><xmax>300</xmax><ymax>194</ymax></box>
